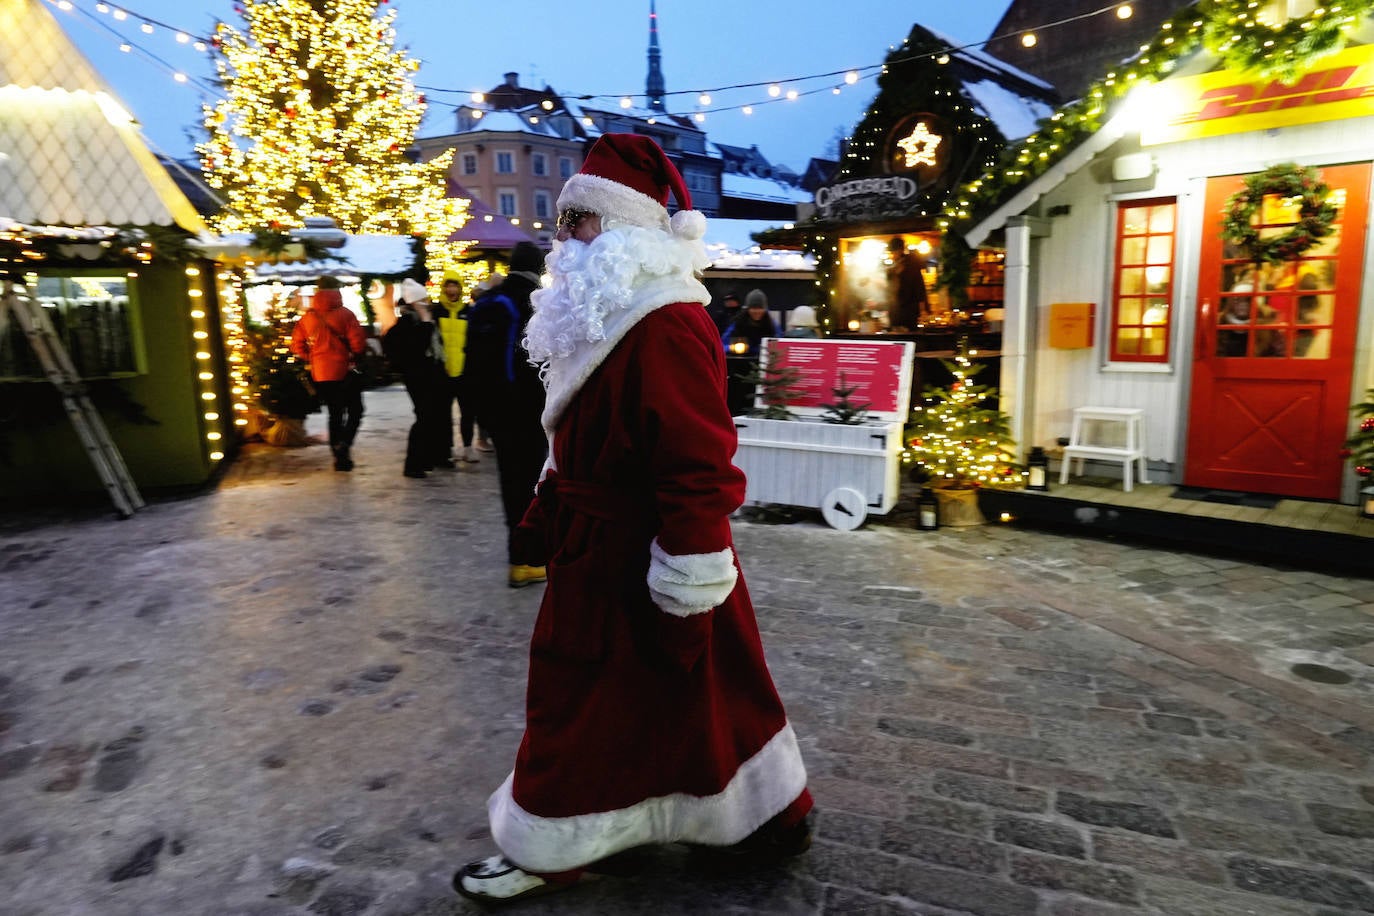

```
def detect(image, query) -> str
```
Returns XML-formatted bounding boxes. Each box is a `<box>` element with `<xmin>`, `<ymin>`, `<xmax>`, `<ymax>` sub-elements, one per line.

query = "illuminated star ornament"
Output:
<box><xmin>897</xmin><ymin>122</ymin><xmax>942</xmax><ymax>168</ymax></box>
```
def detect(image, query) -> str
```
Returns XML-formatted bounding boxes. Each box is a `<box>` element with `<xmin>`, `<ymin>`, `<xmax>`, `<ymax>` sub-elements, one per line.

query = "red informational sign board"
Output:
<box><xmin>757</xmin><ymin>338</ymin><xmax>915</xmax><ymax>422</ymax></box>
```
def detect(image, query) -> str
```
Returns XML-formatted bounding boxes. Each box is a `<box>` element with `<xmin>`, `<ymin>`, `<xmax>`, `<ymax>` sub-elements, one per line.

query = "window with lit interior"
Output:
<box><xmin>0</xmin><ymin>274</ymin><xmax>141</xmax><ymax>380</ymax></box>
<box><xmin>1110</xmin><ymin>198</ymin><xmax>1176</xmax><ymax>363</ymax></box>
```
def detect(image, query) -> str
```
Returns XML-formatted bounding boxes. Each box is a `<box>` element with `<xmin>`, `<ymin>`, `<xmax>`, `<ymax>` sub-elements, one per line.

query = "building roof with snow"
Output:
<box><xmin>0</xmin><ymin>0</ymin><xmax>206</xmax><ymax>233</ymax></box>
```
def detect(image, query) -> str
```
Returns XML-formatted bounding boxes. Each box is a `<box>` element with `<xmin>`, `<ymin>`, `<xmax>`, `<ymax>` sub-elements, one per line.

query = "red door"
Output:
<box><xmin>1186</xmin><ymin>162</ymin><xmax>1369</xmax><ymax>498</ymax></box>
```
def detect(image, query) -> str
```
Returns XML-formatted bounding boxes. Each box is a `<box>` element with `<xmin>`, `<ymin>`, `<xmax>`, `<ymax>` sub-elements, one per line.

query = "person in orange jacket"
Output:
<box><xmin>289</xmin><ymin>277</ymin><xmax>367</xmax><ymax>471</ymax></box>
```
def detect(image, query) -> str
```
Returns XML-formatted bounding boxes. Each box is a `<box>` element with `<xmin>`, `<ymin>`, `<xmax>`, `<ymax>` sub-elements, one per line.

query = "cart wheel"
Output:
<box><xmin>821</xmin><ymin>486</ymin><xmax>867</xmax><ymax>531</ymax></box>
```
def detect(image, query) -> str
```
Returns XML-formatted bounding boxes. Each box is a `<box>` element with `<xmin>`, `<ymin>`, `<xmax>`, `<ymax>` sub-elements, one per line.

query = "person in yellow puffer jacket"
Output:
<box><xmin>433</xmin><ymin>269</ymin><xmax>479</xmax><ymax>463</ymax></box>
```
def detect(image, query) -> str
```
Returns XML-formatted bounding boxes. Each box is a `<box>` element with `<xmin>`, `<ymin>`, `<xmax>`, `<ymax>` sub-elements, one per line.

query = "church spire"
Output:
<box><xmin>645</xmin><ymin>0</ymin><xmax>665</xmax><ymax>112</ymax></box>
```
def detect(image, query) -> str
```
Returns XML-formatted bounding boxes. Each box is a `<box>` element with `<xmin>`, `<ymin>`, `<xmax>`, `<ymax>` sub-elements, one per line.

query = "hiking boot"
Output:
<box><xmin>508</xmin><ymin>564</ymin><xmax>547</xmax><ymax>588</ymax></box>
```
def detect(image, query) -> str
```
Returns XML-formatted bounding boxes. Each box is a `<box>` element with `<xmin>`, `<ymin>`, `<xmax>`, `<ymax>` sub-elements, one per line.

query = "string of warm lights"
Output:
<box><xmin>44</xmin><ymin>0</ymin><xmax>1152</xmax><ymax>126</ymax></box>
<box><xmin>183</xmin><ymin>264</ymin><xmax>231</xmax><ymax>463</ymax></box>
<box><xmin>941</xmin><ymin>0</ymin><xmax>1374</xmax><ymax>233</ymax></box>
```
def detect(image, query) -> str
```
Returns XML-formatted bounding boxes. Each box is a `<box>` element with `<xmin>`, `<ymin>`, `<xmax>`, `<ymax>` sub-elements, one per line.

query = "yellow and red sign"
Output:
<box><xmin>1139</xmin><ymin>44</ymin><xmax>1374</xmax><ymax>146</ymax></box>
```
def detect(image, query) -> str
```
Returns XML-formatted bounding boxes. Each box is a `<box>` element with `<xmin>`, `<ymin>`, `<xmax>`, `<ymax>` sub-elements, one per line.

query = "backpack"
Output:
<box><xmin>462</xmin><ymin>291</ymin><xmax>521</xmax><ymax>384</ymax></box>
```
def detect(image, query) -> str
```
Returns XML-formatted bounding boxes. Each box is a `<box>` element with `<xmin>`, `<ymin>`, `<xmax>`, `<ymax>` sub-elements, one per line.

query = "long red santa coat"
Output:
<box><xmin>487</xmin><ymin>283</ymin><xmax>810</xmax><ymax>873</ymax></box>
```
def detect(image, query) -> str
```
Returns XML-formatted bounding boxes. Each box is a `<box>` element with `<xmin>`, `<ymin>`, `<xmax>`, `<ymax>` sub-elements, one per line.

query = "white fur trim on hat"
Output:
<box><xmin>647</xmin><ymin>538</ymin><xmax>737</xmax><ymax>617</ymax></box>
<box><xmin>669</xmin><ymin>209</ymin><xmax>706</xmax><ymax>241</ymax></box>
<box><xmin>557</xmin><ymin>173</ymin><xmax>669</xmax><ymax>232</ymax></box>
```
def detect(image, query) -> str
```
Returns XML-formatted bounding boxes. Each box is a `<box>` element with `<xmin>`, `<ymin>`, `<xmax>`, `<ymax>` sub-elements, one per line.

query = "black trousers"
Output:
<box><xmin>402</xmin><ymin>371</ymin><xmax>449</xmax><ymax>473</ymax></box>
<box><xmin>473</xmin><ymin>389</ymin><xmax>548</xmax><ymax>564</ymax></box>
<box><xmin>314</xmin><ymin>376</ymin><xmax>364</xmax><ymax>454</ymax></box>
<box><xmin>441</xmin><ymin>374</ymin><xmax>476</xmax><ymax>451</ymax></box>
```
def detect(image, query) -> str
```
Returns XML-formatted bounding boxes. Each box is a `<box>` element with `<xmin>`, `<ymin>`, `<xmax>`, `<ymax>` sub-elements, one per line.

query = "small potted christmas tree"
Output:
<box><xmin>903</xmin><ymin>341</ymin><xmax>1023</xmax><ymax>525</ymax></box>
<box><xmin>735</xmin><ymin>360</ymin><xmax>806</xmax><ymax>420</ymax></box>
<box><xmin>821</xmin><ymin>372</ymin><xmax>871</xmax><ymax>425</ymax></box>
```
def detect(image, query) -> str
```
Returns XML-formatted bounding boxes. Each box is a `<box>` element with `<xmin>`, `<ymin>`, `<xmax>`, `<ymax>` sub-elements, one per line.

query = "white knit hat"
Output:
<box><xmin>398</xmin><ymin>278</ymin><xmax>429</xmax><ymax>305</ymax></box>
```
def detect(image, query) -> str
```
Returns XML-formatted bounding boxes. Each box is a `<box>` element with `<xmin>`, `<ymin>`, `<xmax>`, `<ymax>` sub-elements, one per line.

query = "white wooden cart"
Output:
<box><xmin>733</xmin><ymin>338</ymin><xmax>915</xmax><ymax>530</ymax></box>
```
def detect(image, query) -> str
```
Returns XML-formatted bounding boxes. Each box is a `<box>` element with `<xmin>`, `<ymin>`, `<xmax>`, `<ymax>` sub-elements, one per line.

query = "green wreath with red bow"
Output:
<box><xmin>1222</xmin><ymin>163</ymin><xmax>1337</xmax><ymax>264</ymax></box>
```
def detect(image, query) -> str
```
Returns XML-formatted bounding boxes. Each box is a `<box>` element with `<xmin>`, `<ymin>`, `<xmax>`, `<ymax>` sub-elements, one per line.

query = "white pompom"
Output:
<box><xmin>670</xmin><ymin>209</ymin><xmax>706</xmax><ymax>241</ymax></box>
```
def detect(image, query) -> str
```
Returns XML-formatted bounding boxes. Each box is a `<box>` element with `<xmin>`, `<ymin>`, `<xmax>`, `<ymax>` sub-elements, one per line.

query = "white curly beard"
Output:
<box><xmin>524</xmin><ymin>224</ymin><xmax>707</xmax><ymax>367</ymax></box>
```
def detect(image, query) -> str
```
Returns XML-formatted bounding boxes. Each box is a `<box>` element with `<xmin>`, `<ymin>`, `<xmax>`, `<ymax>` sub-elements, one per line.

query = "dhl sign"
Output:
<box><xmin>1138</xmin><ymin>44</ymin><xmax>1374</xmax><ymax>146</ymax></box>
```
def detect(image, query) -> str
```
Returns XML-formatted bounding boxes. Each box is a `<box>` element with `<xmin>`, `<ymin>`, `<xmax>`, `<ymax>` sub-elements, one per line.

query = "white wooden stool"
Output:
<box><xmin>1059</xmin><ymin>407</ymin><xmax>1148</xmax><ymax>492</ymax></box>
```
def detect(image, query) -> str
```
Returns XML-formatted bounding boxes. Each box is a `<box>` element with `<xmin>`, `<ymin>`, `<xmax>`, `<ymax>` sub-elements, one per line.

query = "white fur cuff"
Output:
<box><xmin>647</xmin><ymin>539</ymin><xmax>737</xmax><ymax>617</ymax></box>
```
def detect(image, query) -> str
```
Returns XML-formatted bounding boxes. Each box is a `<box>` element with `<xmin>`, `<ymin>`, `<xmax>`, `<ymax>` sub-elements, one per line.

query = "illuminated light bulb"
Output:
<box><xmin>95</xmin><ymin>2</ymin><xmax>108</xmax><ymax>10</ymax></box>
<box><xmin>193</xmin><ymin>330</ymin><xmax>208</xmax><ymax>339</ymax></box>
<box><xmin>204</xmin><ymin>412</ymin><xmax>219</xmax><ymax>421</ymax></box>
<box><xmin>209</xmin><ymin>451</ymin><xmax>224</xmax><ymax>461</ymax></box>
<box><xmin>190</xmin><ymin>309</ymin><xmax>205</xmax><ymax>318</ymax></box>
<box><xmin>698</xmin><ymin>93</ymin><xmax>711</xmax><ymax>105</ymax></box>
<box><xmin>472</xmin><ymin>109</ymin><xmax>483</xmax><ymax>118</ymax></box>
<box><xmin>207</xmin><ymin>432</ymin><xmax>222</xmax><ymax>441</ymax></box>
<box><xmin>1021</xmin><ymin>32</ymin><xmax>1037</xmax><ymax>47</ymax></box>
<box><xmin>529</xmin><ymin>115</ymin><xmax>539</xmax><ymax>123</ymax></box>
<box><xmin>201</xmin><ymin>392</ymin><xmax>216</xmax><ymax>401</ymax></box>
<box><xmin>57</xmin><ymin>0</ymin><xmax>73</xmax><ymax>9</ymax></box>
<box><xmin>742</xmin><ymin>105</ymin><xmax>753</xmax><ymax>115</ymax></box>
<box><xmin>845</xmin><ymin>70</ymin><xmax>859</xmax><ymax>84</ymax></box>
<box><xmin>646</xmin><ymin>117</ymin><xmax>657</xmax><ymax>124</ymax></box>
<box><xmin>541</xmin><ymin>99</ymin><xmax>553</xmax><ymax>110</ymax></box>
<box><xmin>174</xmin><ymin>73</ymin><xmax>188</xmax><ymax>83</ymax></box>
<box><xmin>582</xmin><ymin>116</ymin><xmax>593</xmax><ymax>126</ymax></box>
<box><xmin>119</xmin><ymin>43</ymin><xmax>131</xmax><ymax>53</ymax></box>
<box><xmin>193</xmin><ymin>41</ymin><xmax>206</xmax><ymax>51</ymax></box>
<box><xmin>937</xmin><ymin>54</ymin><xmax>950</xmax><ymax>64</ymax></box>
<box><xmin>832</xmin><ymin>87</ymin><xmax>841</xmax><ymax>95</ymax></box>
<box><xmin>768</xmin><ymin>84</ymin><xmax>781</xmax><ymax>97</ymax></box>
<box><xmin>140</xmin><ymin>22</ymin><xmax>153</xmax><ymax>33</ymax></box>
<box><xmin>1117</xmin><ymin>3</ymin><xmax>1133</xmax><ymax>18</ymax></box>
<box><xmin>786</xmin><ymin>89</ymin><xmax>798</xmax><ymax>100</ymax></box>
<box><xmin>620</xmin><ymin>97</ymin><xmax>633</xmax><ymax>108</ymax></box>
<box><xmin>694</xmin><ymin>112</ymin><xmax>706</xmax><ymax>122</ymax></box>
<box><xmin>112</xmin><ymin>7</ymin><xmax>126</xmax><ymax>19</ymax></box>
<box><xmin>177</xmin><ymin>31</ymin><xmax>190</xmax><ymax>43</ymax></box>
<box><xmin>235</xmin><ymin>418</ymin><xmax>248</xmax><ymax>426</ymax></box>
<box><xmin>471</xmin><ymin>92</ymin><xmax>485</xmax><ymax>103</ymax></box>
<box><xmin>196</xmin><ymin>351</ymin><xmax>211</xmax><ymax>360</ymax></box>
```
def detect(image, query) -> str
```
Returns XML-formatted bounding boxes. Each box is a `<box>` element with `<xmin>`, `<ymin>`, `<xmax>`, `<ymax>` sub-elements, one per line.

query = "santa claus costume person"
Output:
<box><xmin>453</xmin><ymin>134</ymin><xmax>812</xmax><ymax>904</ymax></box>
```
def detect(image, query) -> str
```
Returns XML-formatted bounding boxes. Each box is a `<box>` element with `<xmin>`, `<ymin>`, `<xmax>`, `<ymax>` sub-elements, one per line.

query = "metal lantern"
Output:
<box><xmin>1026</xmin><ymin>446</ymin><xmax>1049</xmax><ymax>492</ymax></box>
<box><xmin>916</xmin><ymin>487</ymin><xmax>939</xmax><ymax>530</ymax></box>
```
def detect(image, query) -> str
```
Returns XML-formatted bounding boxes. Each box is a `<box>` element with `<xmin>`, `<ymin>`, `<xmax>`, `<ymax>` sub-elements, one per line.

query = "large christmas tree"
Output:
<box><xmin>199</xmin><ymin>0</ymin><xmax>467</xmax><ymax>273</ymax></box>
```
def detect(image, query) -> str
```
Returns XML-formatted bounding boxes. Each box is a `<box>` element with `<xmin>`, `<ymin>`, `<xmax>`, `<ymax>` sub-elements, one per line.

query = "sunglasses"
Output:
<box><xmin>557</xmin><ymin>208</ymin><xmax>596</xmax><ymax>232</ymax></box>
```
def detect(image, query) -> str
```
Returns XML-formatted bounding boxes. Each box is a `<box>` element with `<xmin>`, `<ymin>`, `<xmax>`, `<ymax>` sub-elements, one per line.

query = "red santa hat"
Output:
<box><xmin>557</xmin><ymin>133</ymin><xmax>706</xmax><ymax>240</ymax></box>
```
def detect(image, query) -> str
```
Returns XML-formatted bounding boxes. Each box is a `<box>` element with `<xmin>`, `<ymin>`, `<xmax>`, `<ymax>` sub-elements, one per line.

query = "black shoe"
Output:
<box><xmin>687</xmin><ymin>817</ymin><xmax>812</xmax><ymax>874</ymax></box>
<box><xmin>403</xmin><ymin>468</ymin><xmax>427</xmax><ymax>479</ymax></box>
<box><xmin>434</xmin><ymin>458</ymin><xmax>456</xmax><ymax>469</ymax></box>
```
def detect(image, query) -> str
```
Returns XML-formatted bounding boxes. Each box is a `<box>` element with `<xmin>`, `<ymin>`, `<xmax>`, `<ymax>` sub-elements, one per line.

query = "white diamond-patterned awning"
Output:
<box><xmin>0</xmin><ymin>0</ymin><xmax>206</xmax><ymax>233</ymax></box>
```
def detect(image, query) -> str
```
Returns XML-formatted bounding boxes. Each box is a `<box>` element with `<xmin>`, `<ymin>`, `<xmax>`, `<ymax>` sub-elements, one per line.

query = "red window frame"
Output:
<box><xmin>1109</xmin><ymin>197</ymin><xmax>1177</xmax><ymax>364</ymax></box>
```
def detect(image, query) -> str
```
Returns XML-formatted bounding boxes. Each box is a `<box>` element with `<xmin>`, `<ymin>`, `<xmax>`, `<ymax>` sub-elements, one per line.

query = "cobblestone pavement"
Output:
<box><xmin>1</xmin><ymin>387</ymin><xmax>1372</xmax><ymax>916</ymax></box>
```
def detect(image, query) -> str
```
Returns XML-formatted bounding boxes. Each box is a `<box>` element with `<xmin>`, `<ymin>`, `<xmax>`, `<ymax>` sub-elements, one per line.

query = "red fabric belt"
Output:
<box><xmin>545</xmin><ymin>476</ymin><xmax>649</xmax><ymax>524</ymax></box>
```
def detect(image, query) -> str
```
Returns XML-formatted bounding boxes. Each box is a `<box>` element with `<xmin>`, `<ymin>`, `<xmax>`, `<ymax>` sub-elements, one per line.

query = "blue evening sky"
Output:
<box><xmin>49</xmin><ymin>0</ymin><xmax>1010</xmax><ymax>172</ymax></box>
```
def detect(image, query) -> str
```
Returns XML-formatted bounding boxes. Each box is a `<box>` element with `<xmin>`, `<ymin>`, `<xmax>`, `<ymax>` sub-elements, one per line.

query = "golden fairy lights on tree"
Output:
<box><xmin>198</xmin><ymin>0</ymin><xmax>468</xmax><ymax>275</ymax></box>
<box><xmin>903</xmin><ymin>342</ymin><xmax>1024</xmax><ymax>488</ymax></box>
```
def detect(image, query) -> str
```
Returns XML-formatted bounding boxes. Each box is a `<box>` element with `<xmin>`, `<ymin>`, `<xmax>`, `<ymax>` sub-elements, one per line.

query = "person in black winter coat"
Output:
<box><xmin>384</xmin><ymin>278</ymin><xmax>452</xmax><ymax>478</ymax></box>
<box><xmin>721</xmin><ymin>288</ymin><xmax>778</xmax><ymax>358</ymax></box>
<box><xmin>465</xmin><ymin>241</ymin><xmax>550</xmax><ymax>587</ymax></box>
